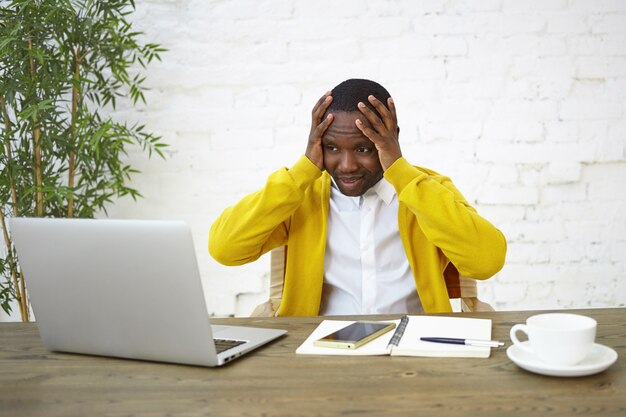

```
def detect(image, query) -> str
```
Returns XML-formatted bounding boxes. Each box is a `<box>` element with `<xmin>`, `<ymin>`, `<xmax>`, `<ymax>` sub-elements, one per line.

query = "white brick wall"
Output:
<box><xmin>100</xmin><ymin>0</ymin><xmax>626</xmax><ymax>316</ymax></box>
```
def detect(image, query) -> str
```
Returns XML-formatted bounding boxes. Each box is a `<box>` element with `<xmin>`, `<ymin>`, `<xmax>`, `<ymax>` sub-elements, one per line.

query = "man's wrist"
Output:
<box><xmin>383</xmin><ymin>157</ymin><xmax>426</xmax><ymax>194</ymax></box>
<box><xmin>289</xmin><ymin>155</ymin><xmax>323</xmax><ymax>191</ymax></box>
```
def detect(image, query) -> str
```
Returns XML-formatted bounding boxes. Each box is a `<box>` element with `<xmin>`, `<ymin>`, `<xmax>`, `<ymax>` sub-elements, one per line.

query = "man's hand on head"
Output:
<box><xmin>305</xmin><ymin>91</ymin><xmax>334</xmax><ymax>171</ymax></box>
<box><xmin>355</xmin><ymin>95</ymin><xmax>402</xmax><ymax>171</ymax></box>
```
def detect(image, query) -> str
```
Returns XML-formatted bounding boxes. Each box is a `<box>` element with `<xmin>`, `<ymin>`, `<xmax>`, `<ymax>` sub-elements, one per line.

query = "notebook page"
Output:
<box><xmin>391</xmin><ymin>316</ymin><xmax>492</xmax><ymax>358</ymax></box>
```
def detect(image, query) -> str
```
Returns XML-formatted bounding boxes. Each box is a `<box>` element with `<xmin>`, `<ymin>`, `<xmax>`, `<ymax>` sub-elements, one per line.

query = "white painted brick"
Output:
<box><xmin>591</xmin><ymin>13</ymin><xmax>626</xmax><ymax>34</ymax></box>
<box><xmin>576</xmin><ymin>56</ymin><xmax>626</xmax><ymax>78</ymax></box>
<box><xmin>365</xmin><ymin>36</ymin><xmax>431</xmax><ymax>59</ymax></box>
<box><xmin>585</xmin><ymin>241</ymin><xmax>612</xmax><ymax>263</ymax></box>
<box><xmin>446</xmin><ymin>78</ymin><xmax>507</xmax><ymax>99</ymax></box>
<box><xmin>234</xmin><ymin>88</ymin><xmax>269</xmax><ymax>108</ymax></box>
<box><xmin>445</xmin><ymin>57</ymin><xmax>511</xmax><ymax>82</ymax></box>
<box><xmin>604</xmin><ymin>35</ymin><xmax>626</xmax><ymax>55</ymax></box>
<box><xmin>545</xmin><ymin>162</ymin><xmax>582</xmax><ymax>184</ymax></box>
<box><xmin>490</xmin><ymin>99</ymin><xmax>558</xmax><ymax>121</ymax></box>
<box><xmin>210</xmin><ymin>127</ymin><xmax>274</xmax><ymax>151</ymax></box>
<box><xmin>423</xmin><ymin>99</ymin><xmax>490</xmax><ymax>122</ymax></box>
<box><xmin>559</xmin><ymin>99</ymin><xmax>622</xmax><ymax>120</ymax></box>
<box><xmin>491</xmin><ymin>281</ymin><xmax>530</xmax><ymax>304</ymax></box>
<box><xmin>477</xmin><ymin>141</ymin><xmax>598</xmax><ymax>164</ymax></box>
<box><xmin>537</xmin><ymin>37</ymin><xmax>569</xmax><ymax>56</ymax></box>
<box><xmin>293</xmin><ymin>0</ymin><xmax>363</xmax><ymax>18</ymax></box>
<box><xmin>258</xmin><ymin>0</ymin><xmax>294</xmax><ymax>19</ymax></box>
<box><xmin>476</xmin><ymin>184</ymin><xmax>540</xmax><ymax>205</ymax></box>
<box><xmin>564</xmin><ymin>220</ymin><xmax>610</xmax><ymax>243</ymax></box>
<box><xmin>587</xmin><ymin>178</ymin><xmax>626</xmax><ymax>202</ymax></box>
<box><xmin>412</xmin><ymin>15</ymin><xmax>487</xmax><ymax>35</ymax></box>
<box><xmin>488</xmin><ymin>14</ymin><xmax>547</xmax><ymax>34</ymax></box>
<box><xmin>203</xmin><ymin>0</ymin><xmax>260</xmax><ymax>19</ymax></box>
<box><xmin>545</xmin><ymin>121</ymin><xmax>579</xmax><ymax>143</ymax></box>
<box><xmin>502</xmin><ymin>220</ymin><xmax>566</xmax><ymax>242</ymax></box>
<box><xmin>566</xmin><ymin>35</ymin><xmax>607</xmax><ymax>56</ymax></box>
<box><xmin>613</xmin><ymin>241</ymin><xmax>626</xmax><ymax>263</ymax></box>
<box><xmin>487</xmin><ymin>164</ymin><xmax>519</xmax><ymax>184</ymax></box>
<box><xmin>594</xmin><ymin>136</ymin><xmax>625</xmax><ymax>163</ymax></box>
<box><xmin>503</xmin><ymin>0</ymin><xmax>567</xmax><ymax>12</ymax></box>
<box><xmin>550</xmin><ymin>240</ymin><xmax>586</xmax><ymax>263</ymax></box>
<box><xmin>380</xmin><ymin>58</ymin><xmax>446</xmax><ymax>81</ymax></box>
<box><xmin>547</xmin><ymin>13</ymin><xmax>591</xmax><ymax>34</ymax></box>
<box><xmin>608</xmin><ymin>119</ymin><xmax>626</xmax><ymax>145</ymax></box>
<box><xmin>506</xmin><ymin>242</ymin><xmax>551</xmax><ymax>264</ymax></box>
<box><xmin>248</xmin><ymin>42</ymin><xmax>290</xmax><ymax>65</ymax></box>
<box><xmin>517</xmin><ymin>164</ymin><xmax>544</xmax><ymax>187</ymax></box>
<box><xmin>512</xmin><ymin>56</ymin><xmax>576</xmax><ymax>82</ymax></box>
<box><xmin>570</xmin><ymin>79</ymin><xmax>606</xmax><ymax>99</ymax></box>
<box><xmin>397</xmin><ymin>0</ymin><xmax>447</xmax><ymax>14</ymax></box>
<box><xmin>476</xmin><ymin>205</ymin><xmax>526</xmax><ymax>223</ymax></box>
<box><xmin>420</xmin><ymin>121</ymin><xmax>482</xmax><ymax>142</ymax></box>
<box><xmin>449</xmin><ymin>0</ymin><xmax>503</xmax><ymax>13</ymax></box>
<box><xmin>430</xmin><ymin>35</ymin><xmax>468</xmax><ymax>56</ymax></box>
<box><xmin>569</xmin><ymin>0</ymin><xmax>626</xmax><ymax>13</ymax></box>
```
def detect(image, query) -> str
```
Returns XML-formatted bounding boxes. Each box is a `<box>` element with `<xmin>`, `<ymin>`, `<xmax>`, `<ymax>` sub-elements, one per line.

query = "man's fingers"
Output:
<box><xmin>367</xmin><ymin>95</ymin><xmax>396</xmax><ymax>132</ymax></box>
<box><xmin>357</xmin><ymin>101</ymin><xmax>387</xmax><ymax>133</ymax></box>
<box><xmin>315</xmin><ymin>113</ymin><xmax>334</xmax><ymax>136</ymax></box>
<box><xmin>387</xmin><ymin>97</ymin><xmax>397</xmax><ymax>125</ymax></box>
<box><xmin>355</xmin><ymin>119</ymin><xmax>379</xmax><ymax>144</ymax></box>
<box><xmin>312</xmin><ymin>92</ymin><xmax>332</xmax><ymax>121</ymax></box>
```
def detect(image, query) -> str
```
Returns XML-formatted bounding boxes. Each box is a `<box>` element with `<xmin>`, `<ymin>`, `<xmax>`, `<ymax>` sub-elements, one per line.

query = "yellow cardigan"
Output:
<box><xmin>209</xmin><ymin>156</ymin><xmax>507</xmax><ymax>316</ymax></box>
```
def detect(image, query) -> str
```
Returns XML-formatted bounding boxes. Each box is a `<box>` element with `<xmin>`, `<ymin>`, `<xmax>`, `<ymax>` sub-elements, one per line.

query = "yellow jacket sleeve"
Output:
<box><xmin>209</xmin><ymin>156</ymin><xmax>322</xmax><ymax>266</ymax></box>
<box><xmin>384</xmin><ymin>157</ymin><xmax>507</xmax><ymax>279</ymax></box>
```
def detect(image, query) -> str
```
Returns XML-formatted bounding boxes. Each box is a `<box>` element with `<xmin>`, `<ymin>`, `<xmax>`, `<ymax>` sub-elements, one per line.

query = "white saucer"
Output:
<box><xmin>507</xmin><ymin>342</ymin><xmax>618</xmax><ymax>377</ymax></box>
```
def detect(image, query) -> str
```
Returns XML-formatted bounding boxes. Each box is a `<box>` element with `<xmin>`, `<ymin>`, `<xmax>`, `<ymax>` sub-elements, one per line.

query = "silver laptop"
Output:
<box><xmin>10</xmin><ymin>217</ymin><xmax>286</xmax><ymax>367</ymax></box>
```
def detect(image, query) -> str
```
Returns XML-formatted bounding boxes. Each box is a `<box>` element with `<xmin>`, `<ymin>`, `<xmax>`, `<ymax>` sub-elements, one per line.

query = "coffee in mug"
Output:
<box><xmin>510</xmin><ymin>313</ymin><xmax>597</xmax><ymax>366</ymax></box>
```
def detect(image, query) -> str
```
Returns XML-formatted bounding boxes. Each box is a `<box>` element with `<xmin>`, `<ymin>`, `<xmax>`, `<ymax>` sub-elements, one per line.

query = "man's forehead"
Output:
<box><xmin>327</xmin><ymin>111</ymin><xmax>373</xmax><ymax>127</ymax></box>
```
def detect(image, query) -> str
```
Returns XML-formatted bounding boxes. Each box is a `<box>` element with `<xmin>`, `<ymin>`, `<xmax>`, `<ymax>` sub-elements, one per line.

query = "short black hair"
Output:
<box><xmin>328</xmin><ymin>78</ymin><xmax>392</xmax><ymax>117</ymax></box>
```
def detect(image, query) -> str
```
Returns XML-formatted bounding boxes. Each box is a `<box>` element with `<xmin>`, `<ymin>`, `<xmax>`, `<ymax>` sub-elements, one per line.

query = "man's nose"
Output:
<box><xmin>338</xmin><ymin>151</ymin><xmax>358</xmax><ymax>172</ymax></box>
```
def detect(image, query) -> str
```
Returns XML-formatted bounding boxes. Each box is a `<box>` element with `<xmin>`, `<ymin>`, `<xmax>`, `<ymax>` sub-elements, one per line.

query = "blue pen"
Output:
<box><xmin>420</xmin><ymin>337</ymin><xmax>504</xmax><ymax>348</ymax></box>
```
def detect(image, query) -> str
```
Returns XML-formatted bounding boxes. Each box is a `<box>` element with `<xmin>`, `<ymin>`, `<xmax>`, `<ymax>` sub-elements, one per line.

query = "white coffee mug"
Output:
<box><xmin>510</xmin><ymin>313</ymin><xmax>597</xmax><ymax>366</ymax></box>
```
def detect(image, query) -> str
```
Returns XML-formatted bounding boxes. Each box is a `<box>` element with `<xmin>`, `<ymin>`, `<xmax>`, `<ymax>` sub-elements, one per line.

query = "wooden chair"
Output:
<box><xmin>251</xmin><ymin>246</ymin><xmax>494</xmax><ymax>316</ymax></box>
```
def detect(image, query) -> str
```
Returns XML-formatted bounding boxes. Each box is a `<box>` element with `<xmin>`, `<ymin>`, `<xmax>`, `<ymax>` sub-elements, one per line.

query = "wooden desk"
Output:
<box><xmin>1</xmin><ymin>308</ymin><xmax>625</xmax><ymax>417</ymax></box>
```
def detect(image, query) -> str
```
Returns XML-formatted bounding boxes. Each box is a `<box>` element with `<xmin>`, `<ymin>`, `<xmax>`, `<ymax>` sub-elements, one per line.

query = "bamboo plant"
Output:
<box><xmin>0</xmin><ymin>0</ymin><xmax>167</xmax><ymax>320</ymax></box>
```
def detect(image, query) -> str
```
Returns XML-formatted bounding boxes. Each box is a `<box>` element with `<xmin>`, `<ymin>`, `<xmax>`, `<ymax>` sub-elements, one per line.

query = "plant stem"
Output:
<box><xmin>1</xmin><ymin>94</ymin><xmax>29</xmax><ymax>321</ymax></box>
<box><xmin>67</xmin><ymin>48</ymin><xmax>81</xmax><ymax>218</ymax></box>
<box><xmin>28</xmin><ymin>37</ymin><xmax>44</xmax><ymax>217</ymax></box>
<box><xmin>0</xmin><ymin>209</ymin><xmax>27</xmax><ymax>320</ymax></box>
<box><xmin>0</xmin><ymin>95</ymin><xmax>19</xmax><ymax>216</ymax></box>
<box><xmin>18</xmin><ymin>266</ymin><xmax>28</xmax><ymax>321</ymax></box>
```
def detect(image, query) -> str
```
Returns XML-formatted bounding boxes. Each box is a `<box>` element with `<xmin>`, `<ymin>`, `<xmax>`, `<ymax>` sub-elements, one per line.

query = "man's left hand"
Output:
<box><xmin>355</xmin><ymin>95</ymin><xmax>402</xmax><ymax>171</ymax></box>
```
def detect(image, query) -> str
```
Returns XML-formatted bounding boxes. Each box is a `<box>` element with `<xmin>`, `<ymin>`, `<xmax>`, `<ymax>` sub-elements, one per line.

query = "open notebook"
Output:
<box><xmin>297</xmin><ymin>315</ymin><xmax>493</xmax><ymax>358</ymax></box>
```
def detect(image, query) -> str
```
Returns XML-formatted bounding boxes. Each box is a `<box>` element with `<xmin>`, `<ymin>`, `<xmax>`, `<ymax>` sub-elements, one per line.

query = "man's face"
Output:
<box><xmin>322</xmin><ymin>111</ymin><xmax>384</xmax><ymax>196</ymax></box>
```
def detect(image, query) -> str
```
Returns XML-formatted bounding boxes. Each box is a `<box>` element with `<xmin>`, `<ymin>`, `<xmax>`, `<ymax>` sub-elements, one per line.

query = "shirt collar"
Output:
<box><xmin>330</xmin><ymin>177</ymin><xmax>396</xmax><ymax>206</ymax></box>
<box><xmin>366</xmin><ymin>177</ymin><xmax>396</xmax><ymax>206</ymax></box>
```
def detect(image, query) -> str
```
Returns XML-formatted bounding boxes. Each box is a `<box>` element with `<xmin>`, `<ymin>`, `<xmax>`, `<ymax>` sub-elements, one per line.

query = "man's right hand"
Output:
<box><xmin>305</xmin><ymin>91</ymin><xmax>334</xmax><ymax>171</ymax></box>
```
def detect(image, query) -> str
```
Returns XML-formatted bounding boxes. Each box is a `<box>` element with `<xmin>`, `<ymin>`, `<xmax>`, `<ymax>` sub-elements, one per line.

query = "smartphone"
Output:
<box><xmin>313</xmin><ymin>321</ymin><xmax>396</xmax><ymax>349</ymax></box>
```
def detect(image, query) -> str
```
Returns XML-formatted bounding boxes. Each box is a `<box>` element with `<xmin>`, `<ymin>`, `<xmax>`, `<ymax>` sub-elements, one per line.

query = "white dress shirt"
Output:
<box><xmin>319</xmin><ymin>178</ymin><xmax>423</xmax><ymax>315</ymax></box>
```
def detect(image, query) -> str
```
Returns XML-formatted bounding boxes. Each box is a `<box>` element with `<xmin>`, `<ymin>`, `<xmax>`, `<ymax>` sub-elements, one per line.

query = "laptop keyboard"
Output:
<box><xmin>214</xmin><ymin>338</ymin><xmax>246</xmax><ymax>354</ymax></box>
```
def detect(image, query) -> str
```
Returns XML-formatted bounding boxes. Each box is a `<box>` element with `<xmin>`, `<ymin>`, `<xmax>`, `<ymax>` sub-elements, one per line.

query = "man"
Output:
<box><xmin>209</xmin><ymin>79</ymin><xmax>506</xmax><ymax>316</ymax></box>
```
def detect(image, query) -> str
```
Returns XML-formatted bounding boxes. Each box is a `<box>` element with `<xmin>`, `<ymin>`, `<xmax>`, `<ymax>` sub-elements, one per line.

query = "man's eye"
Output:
<box><xmin>325</xmin><ymin>145</ymin><xmax>338</xmax><ymax>152</ymax></box>
<box><xmin>356</xmin><ymin>147</ymin><xmax>371</xmax><ymax>153</ymax></box>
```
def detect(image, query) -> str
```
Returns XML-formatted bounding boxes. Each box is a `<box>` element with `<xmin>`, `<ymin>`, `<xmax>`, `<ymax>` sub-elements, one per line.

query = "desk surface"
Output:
<box><xmin>1</xmin><ymin>308</ymin><xmax>625</xmax><ymax>417</ymax></box>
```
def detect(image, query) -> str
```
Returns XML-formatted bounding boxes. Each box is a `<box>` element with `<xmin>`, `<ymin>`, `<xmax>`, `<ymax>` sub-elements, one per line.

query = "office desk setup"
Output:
<box><xmin>1</xmin><ymin>308</ymin><xmax>625</xmax><ymax>416</ymax></box>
